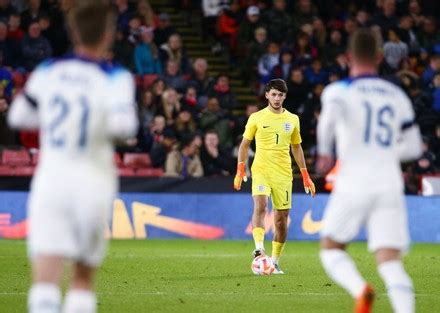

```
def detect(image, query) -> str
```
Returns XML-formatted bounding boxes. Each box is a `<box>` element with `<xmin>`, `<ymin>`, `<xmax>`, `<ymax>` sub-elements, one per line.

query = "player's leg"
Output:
<box><xmin>270</xmin><ymin>181</ymin><xmax>292</xmax><ymax>273</ymax></box>
<box><xmin>368</xmin><ymin>194</ymin><xmax>414</xmax><ymax>313</ymax></box>
<box><xmin>63</xmin><ymin>262</ymin><xmax>97</xmax><ymax>313</ymax></box>
<box><xmin>251</xmin><ymin>176</ymin><xmax>271</xmax><ymax>257</ymax></box>
<box><xmin>319</xmin><ymin>192</ymin><xmax>373</xmax><ymax>312</ymax></box>
<box><xmin>29</xmin><ymin>256</ymin><xmax>64</xmax><ymax>313</ymax></box>
<box><xmin>252</xmin><ymin>195</ymin><xmax>268</xmax><ymax>256</ymax></box>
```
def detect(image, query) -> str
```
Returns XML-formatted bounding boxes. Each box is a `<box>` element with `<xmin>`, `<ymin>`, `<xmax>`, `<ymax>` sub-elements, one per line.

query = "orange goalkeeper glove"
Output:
<box><xmin>233</xmin><ymin>162</ymin><xmax>247</xmax><ymax>190</ymax></box>
<box><xmin>300</xmin><ymin>168</ymin><xmax>316</xmax><ymax>197</ymax></box>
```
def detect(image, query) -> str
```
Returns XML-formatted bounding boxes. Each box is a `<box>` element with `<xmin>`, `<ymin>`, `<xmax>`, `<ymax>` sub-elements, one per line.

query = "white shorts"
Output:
<box><xmin>27</xmin><ymin>172</ymin><xmax>116</xmax><ymax>266</ymax></box>
<box><xmin>320</xmin><ymin>189</ymin><xmax>410</xmax><ymax>253</ymax></box>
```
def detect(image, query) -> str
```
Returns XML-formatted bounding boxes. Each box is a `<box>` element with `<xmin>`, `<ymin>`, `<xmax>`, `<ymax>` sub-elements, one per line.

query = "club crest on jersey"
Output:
<box><xmin>283</xmin><ymin>123</ymin><xmax>292</xmax><ymax>132</ymax></box>
<box><xmin>258</xmin><ymin>185</ymin><xmax>265</xmax><ymax>192</ymax></box>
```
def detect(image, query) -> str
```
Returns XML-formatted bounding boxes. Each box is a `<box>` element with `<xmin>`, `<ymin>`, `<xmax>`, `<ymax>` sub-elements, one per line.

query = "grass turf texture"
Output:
<box><xmin>1</xmin><ymin>240</ymin><xmax>439</xmax><ymax>312</ymax></box>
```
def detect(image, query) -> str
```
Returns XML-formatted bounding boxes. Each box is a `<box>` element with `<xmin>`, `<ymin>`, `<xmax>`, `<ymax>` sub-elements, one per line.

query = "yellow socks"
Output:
<box><xmin>272</xmin><ymin>241</ymin><xmax>285</xmax><ymax>264</ymax></box>
<box><xmin>252</xmin><ymin>227</ymin><xmax>265</xmax><ymax>250</ymax></box>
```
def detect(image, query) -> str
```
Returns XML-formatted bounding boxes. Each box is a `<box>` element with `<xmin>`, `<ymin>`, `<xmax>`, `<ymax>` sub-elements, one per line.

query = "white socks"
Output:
<box><xmin>63</xmin><ymin>289</ymin><xmax>97</xmax><ymax>313</ymax></box>
<box><xmin>255</xmin><ymin>242</ymin><xmax>264</xmax><ymax>250</ymax></box>
<box><xmin>378</xmin><ymin>260</ymin><xmax>415</xmax><ymax>313</ymax></box>
<box><xmin>28</xmin><ymin>283</ymin><xmax>61</xmax><ymax>313</ymax></box>
<box><xmin>320</xmin><ymin>249</ymin><xmax>366</xmax><ymax>298</ymax></box>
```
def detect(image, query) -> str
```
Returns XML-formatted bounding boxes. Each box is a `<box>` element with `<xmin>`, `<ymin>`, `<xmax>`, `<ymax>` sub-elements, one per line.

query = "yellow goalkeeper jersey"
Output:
<box><xmin>243</xmin><ymin>107</ymin><xmax>302</xmax><ymax>181</ymax></box>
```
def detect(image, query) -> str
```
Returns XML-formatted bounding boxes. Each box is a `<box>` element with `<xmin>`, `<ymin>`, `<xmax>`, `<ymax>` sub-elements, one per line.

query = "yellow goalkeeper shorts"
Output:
<box><xmin>252</xmin><ymin>175</ymin><xmax>292</xmax><ymax>210</ymax></box>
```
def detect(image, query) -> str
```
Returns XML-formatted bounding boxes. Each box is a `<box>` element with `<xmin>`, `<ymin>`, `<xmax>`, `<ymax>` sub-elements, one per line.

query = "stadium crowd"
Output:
<box><xmin>0</xmin><ymin>0</ymin><xmax>439</xmax><ymax>193</ymax></box>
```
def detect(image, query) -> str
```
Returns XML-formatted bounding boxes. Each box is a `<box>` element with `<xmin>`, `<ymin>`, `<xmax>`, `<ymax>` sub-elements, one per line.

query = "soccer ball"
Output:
<box><xmin>251</xmin><ymin>255</ymin><xmax>274</xmax><ymax>275</ymax></box>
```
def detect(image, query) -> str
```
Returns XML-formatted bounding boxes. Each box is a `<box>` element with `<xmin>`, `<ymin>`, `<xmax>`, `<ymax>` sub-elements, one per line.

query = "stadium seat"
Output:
<box><xmin>0</xmin><ymin>166</ymin><xmax>14</xmax><ymax>176</ymax></box>
<box><xmin>31</xmin><ymin>152</ymin><xmax>39</xmax><ymax>165</ymax></box>
<box><xmin>142</xmin><ymin>74</ymin><xmax>158</xmax><ymax>89</ymax></box>
<box><xmin>123</xmin><ymin>153</ymin><xmax>152</xmax><ymax>168</ymax></box>
<box><xmin>2</xmin><ymin>149</ymin><xmax>31</xmax><ymax>166</ymax></box>
<box><xmin>114</xmin><ymin>153</ymin><xmax>122</xmax><ymax>166</ymax></box>
<box><xmin>136</xmin><ymin>168</ymin><xmax>164</xmax><ymax>177</ymax></box>
<box><xmin>134</xmin><ymin>75</ymin><xmax>143</xmax><ymax>88</ymax></box>
<box><xmin>118</xmin><ymin>167</ymin><xmax>136</xmax><ymax>177</ymax></box>
<box><xmin>14</xmin><ymin>166</ymin><xmax>35</xmax><ymax>176</ymax></box>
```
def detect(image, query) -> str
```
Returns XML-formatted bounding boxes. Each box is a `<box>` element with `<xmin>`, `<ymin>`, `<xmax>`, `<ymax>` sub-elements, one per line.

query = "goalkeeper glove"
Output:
<box><xmin>300</xmin><ymin>168</ymin><xmax>315</xmax><ymax>197</ymax></box>
<box><xmin>233</xmin><ymin>162</ymin><xmax>247</xmax><ymax>190</ymax></box>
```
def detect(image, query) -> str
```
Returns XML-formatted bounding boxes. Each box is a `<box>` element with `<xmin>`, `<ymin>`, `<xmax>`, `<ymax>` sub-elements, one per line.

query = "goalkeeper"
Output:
<box><xmin>234</xmin><ymin>79</ymin><xmax>315</xmax><ymax>274</ymax></box>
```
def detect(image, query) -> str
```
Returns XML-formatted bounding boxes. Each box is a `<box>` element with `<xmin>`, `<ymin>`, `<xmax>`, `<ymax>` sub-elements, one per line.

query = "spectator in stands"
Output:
<box><xmin>285</xmin><ymin>67</ymin><xmax>310</xmax><ymax>114</ymax></box>
<box><xmin>160</xmin><ymin>59</ymin><xmax>187</xmax><ymax>93</ymax></box>
<box><xmin>270</xmin><ymin>49</ymin><xmax>293</xmax><ymax>81</ymax></box>
<box><xmin>291</xmin><ymin>31</ymin><xmax>317</xmax><ymax>66</ymax></box>
<box><xmin>0</xmin><ymin>65</ymin><xmax>13</xmax><ymax>100</ymax></box>
<box><xmin>20</xmin><ymin>0</ymin><xmax>44</xmax><ymax>31</ymax></box>
<box><xmin>312</xmin><ymin>18</ymin><xmax>327</xmax><ymax>51</ymax></box>
<box><xmin>291</xmin><ymin>0</ymin><xmax>316</xmax><ymax>32</ymax></box>
<box><xmin>7</xmin><ymin>12</ymin><xmax>24</xmax><ymax>43</ymax></box>
<box><xmin>0</xmin><ymin>0</ymin><xmax>13</xmax><ymax>20</ymax></box>
<box><xmin>261</xmin><ymin>0</ymin><xmax>291</xmax><ymax>43</ymax></box>
<box><xmin>181</xmin><ymin>85</ymin><xmax>200</xmax><ymax>118</ymax></box>
<box><xmin>159</xmin><ymin>33</ymin><xmax>190</xmax><ymax>74</ymax></box>
<box><xmin>240</xmin><ymin>26</ymin><xmax>268</xmax><ymax>83</ymax></box>
<box><xmin>258</xmin><ymin>41</ymin><xmax>280</xmax><ymax>85</ymax></box>
<box><xmin>237</xmin><ymin>5</ymin><xmax>262</xmax><ymax>52</ymax></box>
<box><xmin>432</xmin><ymin>73</ymin><xmax>440</xmax><ymax>113</ymax></box>
<box><xmin>20</xmin><ymin>21</ymin><xmax>52</xmax><ymax>71</ymax></box>
<box><xmin>199</xmin><ymin>97</ymin><xmax>232</xmax><ymax>148</ymax></box>
<box><xmin>137</xmin><ymin>114</ymin><xmax>166</xmax><ymax>153</ymax></box>
<box><xmin>151</xmin><ymin>78</ymin><xmax>166</xmax><ymax>108</ymax></box>
<box><xmin>0</xmin><ymin>21</ymin><xmax>18</xmax><ymax>68</ymax></box>
<box><xmin>115</xmin><ymin>0</ymin><xmax>133</xmax><ymax>33</ymax></box>
<box><xmin>0</xmin><ymin>83</ymin><xmax>17</xmax><ymax>146</ymax></box>
<box><xmin>165</xmin><ymin>133</ymin><xmax>204</xmax><ymax>178</ymax></box>
<box><xmin>408</xmin><ymin>0</ymin><xmax>424</xmax><ymax>28</ymax></box>
<box><xmin>304</xmin><ymin>59</ymin><xmax>328</xmax><ymax>86</ymax></box>
<box><xmin>383</xmin><ymin>28</ymin><xmax>408</xmax><ymax>71</ymax></box>
<box><xmin>127</xmin><ymin>15</ymin><xmax>142</xmax><ymax>45</ymax></box>
<box><xmin>373</xmin><ymin>0</ymin><xmax>398</xmax><ymax>38</ymax></box>
<box><xmin>419</xmin><ymin>17</ymin><xmax>440</xmax><ymax>53</ymax></box>
<box><xmin>233</xmin><ymin>103</ymin><xmax>258</xmax><ymax>140</ymax></box>
<box><xmin>422</xmin><ymin>54</ymin><xmax>440</xmax><ymax>86</ymax></box>
<box><xmin>113</xmin><ymin>29</ymin><xmax>134</xmax><ymax>70</ymax></box>
<box><xmin>134</xmin><ymin>26</ymin><xmax>162</xmax><ymax>75</ymax></box>
<box><xmin>38</xmin><ymin>12</ymin><xmax>67</xmax><ymax>56</ymax></box>
<box><xmin>136</xmin><ymin>0</ymin><xmax>157</xmax><ymax>28</ymax></box>
<box><xmin>201</xmin><ymin>0</ymin><xmax>224</xmax><ymax>47</ymax></box>
<box><xmin>300</xmin><ymin>83</ymin><xmax>323</xmax><ymax>148</ymax></box>
<box><xmin>323</xmin><ymin>29</ymin><xmax>345</xmax><ymax>67</ymax></box>
<box><xmin>138</xmin><ymin>89</ymin><xmax>156</xmax><ymax>131</ymax></box>
<box><xmin>188</xmin><ymin>58</ymin><xmax>215</xmax><ymax>102</ymax></box>
<box><xmin>200</xmin><ymin>129</ymin><xmax>234</xmax><ymax>176</ymax></box>
<box><xmin>398</xmin><ymin>15</ymin><xmax>419</xmax><ymax>53</ymax></box>
<box><xmin>158</xmin><ymin>87</ymin><xmax>181</xmax><ymax>125</ymax></box>
<box><xmin>355</xmin><ymin>9</ymin><xmax>371</xmax><ymax>28</ymax></box>
<box><xmin>208</xmin><ymin>73</ymin><xmax>238</xmax><ymax>110</ymax></box>
<box><xmin>343</xmin><ymin>17</ymin><xmax>358</xmax><ymax>42</ymax></box>
<box><xmin>150</xmin><ymin>127</ymin><xmax>177</xmax><ymax>168</ymax></box>
<box><xmin>414</xmin><ymin>137</ymin><xmax>437</xmax><ymax>174</ymax></box>
<box><xmin>174</xmin><ymin>108</ymin><xmax>197</xmax><ymax>141</ymax></box>
<box><xmin>153</xmin><ymin>12</ymin><xmax>176</xmax><ymax>47</ymax></box>
<box><xmin>216</xmin><ymin>0</ymin><xmax>242</xmax><ymax>59</ymax></box>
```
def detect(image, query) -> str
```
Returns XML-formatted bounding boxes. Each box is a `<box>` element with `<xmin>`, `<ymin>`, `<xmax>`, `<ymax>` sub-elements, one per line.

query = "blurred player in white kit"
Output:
<box><xmin>7</xmin><ymin>1</ymin><xmax>138</xmax><ymax>312</ymax></box>
<box><xmin>317</xmin><ymin>28</ymin><xmax>423</xmax><ymax>313</ymax></box>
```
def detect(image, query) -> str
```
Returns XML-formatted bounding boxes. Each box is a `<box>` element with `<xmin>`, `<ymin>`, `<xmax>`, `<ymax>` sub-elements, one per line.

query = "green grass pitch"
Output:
<box><xmin>1</xmin><ymin>240</ymin><xmax>439</xmax><ymax>312</ymax></box>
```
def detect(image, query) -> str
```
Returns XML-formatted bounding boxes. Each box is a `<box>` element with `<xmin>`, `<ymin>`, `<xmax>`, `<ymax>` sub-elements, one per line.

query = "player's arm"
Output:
<box><xmin>107</xmin><ymin>72</ymin><xmax>139</xmax><ymax>140</ymax></box>
<box><xmin>397</xmin><ymin>94</ymin><xmax>423</xmax><ymax>162</ymax></box>
<box><xmin>8</xmin><ymin>70</ymin><xmax>41</xmax><ymax>130</ymax></box>
<box><xmin>316</xmin><ymin>85</ymin><xmax>340</xmax><ymax>174</ymax></box>
<box><xmin>291</xmin><ymin>144</ymin><xmax>315</xmax><ymax>197</ymax></box>
<box><xmin>234</xmin><ymin>114</ymin><xmax>257</xmax><ymax>190</ymax></box>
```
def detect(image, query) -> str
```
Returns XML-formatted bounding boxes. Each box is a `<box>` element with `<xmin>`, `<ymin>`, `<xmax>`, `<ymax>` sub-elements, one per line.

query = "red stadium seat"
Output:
<box><xmin>134</xmin><ymin>75</ymin><xmax>143</xmax><ymax>88</ymax></box>
<box><xmin>118</xmin><ymin>167</ymin><xmax>136</xmax><ymax>177</ymax></box>
<box><xmin>2</xmin><ymin>149</ymin><xmax>31</xmax><ymax>166</ymax></box>
<box><xmin>12</xmin><ymin>71</ymin><xmax>25</xmax><ymax>88</ymax></box>
<box><xmin>136</xmin><ymin>168</ymin><xmax>164</xmax><ymax>177</ymax></box>
<box><xmin>114</xmin><ymin>153</ymin><xmax>122</xmax><ymax>166</ymax></box>
<box><xmin>31</xmin><ymin>151</ymin><xmax>39</xmax><ymax>165</ymax></box>
<box><xmin>14</xmin><ymin>166</ymin><xmax>35</xmax><ymax>176</ymax></box>
<box><xmin>0</xmin><ymin>166</ymin><xmax>14</xmax><ymax>176</ymax></box>
<box><xmin>142</xmin><ymin>74</ymin><xmax>158</xmax><ymax>89</ymax></box>
<box><xmin>123</xmin><ymin>153</ymin><xmax>152</xmax><ymax>168</ymax></box>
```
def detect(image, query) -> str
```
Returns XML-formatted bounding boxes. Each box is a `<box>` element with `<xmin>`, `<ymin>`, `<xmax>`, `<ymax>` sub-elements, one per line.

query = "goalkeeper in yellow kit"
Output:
<box><xmin>234</xmin><ymin>79</ymin><xmax>315</xmax><ymax>274</ymax></box>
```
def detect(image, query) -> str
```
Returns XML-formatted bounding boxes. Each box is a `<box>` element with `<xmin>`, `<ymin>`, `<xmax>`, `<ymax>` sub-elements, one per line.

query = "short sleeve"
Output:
<box><xmin>291</xmin><ymin>115</ymin><xmax>302</xmax><ymax>144</ymax></box>
<box><xmin>243</xmin><ymin>113</ymin><xmax>257</xmax><ymax>141</ymax></box>
<box><xmin>399</xmin><ymin>91</ymin><xmax>415</xmax><ymax>131</ymax></box>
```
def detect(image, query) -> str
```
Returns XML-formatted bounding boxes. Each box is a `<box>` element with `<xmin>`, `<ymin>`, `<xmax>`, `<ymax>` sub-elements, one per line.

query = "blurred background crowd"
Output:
<box><xmin>0</xmin><ymin>0</ymin><xmax>439</xmax><ymax>193</ymax></box>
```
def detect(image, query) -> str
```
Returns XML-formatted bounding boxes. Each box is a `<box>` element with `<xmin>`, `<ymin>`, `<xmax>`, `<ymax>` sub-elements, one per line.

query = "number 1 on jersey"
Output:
<box><xmin>275</xmin><ymin>133</ymin><xmax>279</xmax><ymax>144</ymax></box>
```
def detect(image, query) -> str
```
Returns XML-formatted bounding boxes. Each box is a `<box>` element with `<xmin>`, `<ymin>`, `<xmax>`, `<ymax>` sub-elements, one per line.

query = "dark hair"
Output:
<box><xmin>265</xmin><ymin>79</ymin><xmax>288</xmax><ymax>93</ymax></box>
<box><xmin>67</xmin><ymin>1</ymin><xmax>116</xmax><ymax>46</ymax></box>
<box><xmin>348</xmin><ymin>28</ymin><xmax>379</xmax><ymax>64</ymax></box>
